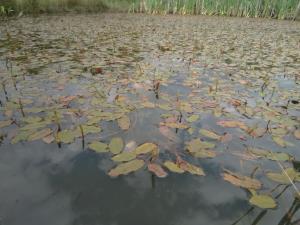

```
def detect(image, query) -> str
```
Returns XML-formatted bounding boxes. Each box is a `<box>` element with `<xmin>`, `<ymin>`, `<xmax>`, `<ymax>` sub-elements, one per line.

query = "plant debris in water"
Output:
<box><xmin>0</xmin><ymin>14</ymin><xmax>299</xmax><ymax>214</ymax></box>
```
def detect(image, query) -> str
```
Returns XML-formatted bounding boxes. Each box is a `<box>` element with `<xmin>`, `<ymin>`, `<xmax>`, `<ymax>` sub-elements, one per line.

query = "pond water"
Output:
<box><xmin>0</xmin><ymin>14</ymin><xmax>300</xmax><ymax>225</ymax></box>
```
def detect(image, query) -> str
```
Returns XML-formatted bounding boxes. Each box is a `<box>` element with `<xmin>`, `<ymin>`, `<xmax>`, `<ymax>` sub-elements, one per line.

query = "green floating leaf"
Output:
<box><xmin>112</xmin><ymin>151</ymin><xmax>136</xmax><ymax>162</ymax></box>
<box><xmin>186</xmin><ymin>139</ymin><xmax>215</xmax><ymax>152</ymax></box>
<box><xmin>57</xmin><ymin>130</ymin><xmax>76</xmax><ymax>144</ymax></box>
<box><xmin>108</xmin><ymin>159</ymin><xmax>144</xmax><ymax>177</ymax></box>
<box><xmin>80</xmin><ymin>125</ymin><xmax>101</xmax><ymax>135</ymax></box>
<box><xmin>161</xmin><ymin>122</ymin><xmax>189</xmax><ymax>129</ymax></box>
<box><xmin>222</xmin><ymin>170</ymin><xmax>261</xmax><ymax>190</ymax></box>
<box><xmin>272</xmin><ymin>136</ymin><xmax>294</xmax><ymax>148</ymax></box>
<box><xmin>248</xmin><ymin>148</ymin><xmax>292</xmax><ymax>161</ymax></box>
<box><xmin>199</xmin><ymin>129</ymin><xmax>221</xmax><ymax>140</ymax></box>
<box><xmin>163</xmin><ymin>161</ymin><xmax>184</xmax><ymax>173</ymax></box>
<box><xmin>186</xmin><ymin>115</ymin><xmax>199</xmax><ymax>123</ymax></box>
<box><xmin>249</xmin><ymin>194</ymin><xmax>277</xmax><ymax>209</ymax></box>
<box><xmin>109</xmin><ymin>137</ymin><xmax>124</xmax><ymax>155</ymax></box>
<box><xmin>266</xmin><ymin>168</ymin><xmax>300</xmax><ymax>184</ymax></box>
<box><xmin>134</xmin><ymin>143</ymin><xmax>158</xmax><ymax>155</ymax></box>
<box><xmin>88</xmin><ymin>141</ymin><xmax>109</xmax><ymax>153</ymax></box>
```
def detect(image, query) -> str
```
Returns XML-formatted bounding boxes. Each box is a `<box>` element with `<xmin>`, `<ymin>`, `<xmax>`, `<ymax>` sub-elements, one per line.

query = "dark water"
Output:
<box><xmin>0</xmin><ymin>14</ymin><xmax>300</xmax><ymax>225</ymax></box>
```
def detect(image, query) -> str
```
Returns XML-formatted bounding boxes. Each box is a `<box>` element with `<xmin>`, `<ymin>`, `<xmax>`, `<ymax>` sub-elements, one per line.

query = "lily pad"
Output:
<box><xmin>134</xmin><ymin>143</ymin><xmax>158</xmax><ymax>155</ymax></box>
<box><xmin>222</xmin><ymin>170</ymin><xmax>261</xmax><ymax>190</ymax></box>
<box><xmin>163</xmin><ymin>161</ymin><xmax>185</xmax><ymax>173</ymax></box>
<box><xmin>112</xmin><ymin>151</ymin><xmax>136</xmax><ymax>162</ymax></box>
<box><xmin>199</xmin><ymin>129</ymin><xmax>221</xmax><ymax>140</ymax></box>
<box><xmin>108</xmin><ymin>159</ymin><xmax>145</xmax><ymax>177</ymax></box>
<box><xmin>28</xmin><ymin>128</ymin><xmax>52</xmax><ymax>141</ymax></box>
<box><xmin>249</xmin><ymin>193</ymin><xmax>277</xmax><ymax>209</ymax></box>
<box><xmin>109</xmin><ymin>137</ymin><xmax>124</xmax><ymax>154</ymax></box>
<box><xmin>118</xmin><ymin>115</ymin><xmax>130</xmax><ymax>130</ymax></box>
<box><xmin>148</xmin><ymin>163</ymin><xmax>168</xmax><ymax>178</ymax></box>
<box><xmin>88</xmin><ymin>141</ymin><xmax>109</xmax><ymax>153</ymax></box>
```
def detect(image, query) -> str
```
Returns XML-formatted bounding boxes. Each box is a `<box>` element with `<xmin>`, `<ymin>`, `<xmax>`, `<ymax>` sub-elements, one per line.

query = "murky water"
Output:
<box><xmin>0</xmin><ymin>14</ymin><xmax>300</xmax><ymax>225</ymax></box>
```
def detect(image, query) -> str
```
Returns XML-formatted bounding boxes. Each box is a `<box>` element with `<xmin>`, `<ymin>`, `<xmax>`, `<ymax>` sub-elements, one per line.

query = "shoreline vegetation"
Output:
<box><xmin>0</xmin><ymin>0</ymin><xmax>300</xmax><ymax>20</ymax></box>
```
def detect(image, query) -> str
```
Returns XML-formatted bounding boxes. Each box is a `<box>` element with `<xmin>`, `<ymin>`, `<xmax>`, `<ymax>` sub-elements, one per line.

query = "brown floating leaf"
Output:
<box><xmin>0</xmin><ymin>120</ymin><xmax>12</xmax><ymax>128</ymax></box>
<box><xmin>294</xmin><ymin>130</ymin><xmax>300</xmax><ymax>139</ymax></box>
<box><xmin>222</xmin><ymin>170</ymin><xmax>261</xmax><ymax>190</ymax></box>
<box><xmin>177</xmin><ymin>157</ymin><xmax>205</xmax><ymax>176</ymax></box>
<box><xmin>148</xmin><ymin>163</ymin><xmax>168</xmax><ymax>178</ymax></box>
<box><xmin>159</xmin><ymin>125</ymin><xmax>179</xmax><ymax>142</ymax></box>
<box><xmin>118</xmin><ymin>115</ymin><xmax>130</xmax><ymax>130</ymax></box>
<box><xmin>28</xmin><ymin>128</ymin><xmax>52</xmax><ymax>141</ymax></box>
<box><xmin>108</xmin><ymin>159</ymin><xmax>144</xmax><ymax>177</ymax></box>
<box><xmin>42</xmin><ymin>134</ymin><xmax>55</xmax><ymax>144</ymax></box>
<box><xmin>217</xmin><ymin>120</ymin><xmax>248</xmax><ymax>130</ymax></box>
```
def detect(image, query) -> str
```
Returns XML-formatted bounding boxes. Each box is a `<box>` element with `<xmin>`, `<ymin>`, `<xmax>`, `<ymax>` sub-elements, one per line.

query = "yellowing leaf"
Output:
<box><xmin>88</xmin><ymin>141</ymin><xmax>108</xmax><ymax>153</ymax></box>
<box><xmin>294</xmin><ymin>130</ymin><xmax>300</xmax><ymax>139</ymax></box>
<box><xmin>217</xmin><ymin>120</ymin><xmax>248</xmax><ymax>130</ymax></box>
<box><xmin>199</xmin><ymin>129</ymin><xmax>221</xmax><ymax>140</ymax></box>
<box><xmin>28</xmin><ymin>128</ymin><xmax>52</xmax><ymax>141</ymax></box>
<box><xmin>163</xmin><ymin>161</ymin><xmax>184</xmax><ymax>173</ymax></box>
<box><xmin>0</xmin><ymin>120</ymin><xmax>12</xmax><ymax>128</ymax></box>
<box><xmin>223</xmin><ymin>170</ymin><xmax>261</xmax><ymax>190</ymax></box>
<box><xmin>160</xmin><ymin>122</ymin><xmax>189</xmax><ymax>129</ymax></box>
<box><xmin>178</xmin><ymin>161</ymin><xmax>205</xmax><ymax>176</ymax></box>
<box><xmin>266</xmin><ymin>168</ymin><xmax>298</xmax><ymax>184</ymax></box>
<box><xmin>108</xmin><ymin>159</ymin><xmax>144</xmax><ymax>177</ymax></box>
<box><xmin>109</xmin><ymin>137</ymin><xmax>124</xmax><ymax>154</ymax></box>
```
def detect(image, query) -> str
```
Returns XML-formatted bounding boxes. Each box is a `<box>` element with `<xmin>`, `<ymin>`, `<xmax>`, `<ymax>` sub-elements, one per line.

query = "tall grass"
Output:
<box><xmin>1</xmin><ymin>0</ymin><xmax>299</xmax><ymax>19</ymax></box>
<box><xmin>130</xmin><ymin>0</ymin><xmax>300</xmax><ymax>19</ymax></box>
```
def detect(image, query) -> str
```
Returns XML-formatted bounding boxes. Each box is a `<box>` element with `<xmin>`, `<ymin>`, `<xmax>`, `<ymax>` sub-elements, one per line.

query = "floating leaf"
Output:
<box><xmin>199</xmin><ymin>129</ymin><xmax>221</xmax><ymax>140</ymax></box>
<box><xmin>134</xmin><ymin>143</ymin><xmax>158</xmax><ymax>155</ymax></box>
<box><xmin>248</xmin><ymin>148</ymin><xmax>292</xmax><ymax>161</ymax></box>
<box><xmin>178</xmin><ymin>160</ymin><xmax>205</xmax><ymax>176</ymax></box>
<box><xmin>160</xmin><ymin>122</ymin><xmax>189</xmax><ymax>129</ymax></box>
<box><xmin>108</xmin><ymin>159</ymin><xmax>144</xmax><ymax>177</ymax></box>
<box><xmin>249</xmin><ymin>194</ymin><xmax>277</xmax><ymax>209</ymax></box>
<box><xmin>266</xmin><ymin>168</ymin><xmax>299</xmax><ymax>184</ymax></box>
<box><xmin>112</xmin><ymin>151</ymin><xmax>136</xmax><ymax>162</ymax></box>
<box><xmin>57</xmin><ymin>130</ymin><xmax>76</xmax><ymax>144</ymax></box>
<box><xmin>109</xmin><ymin>137</ymin><xmax>124</xmax><ymax>154</ymax></box>
<box><xmin>42</xmin><ymin>134</ymin><xmax>55</xmax><ymax>144</ymax></box>
<box><xmin>272</xmin><ymin>136</ymin><xmax>294</xmax><ymax>148</ymax></box>
<box><xmin>294</xmin><ymin>130</ymin><xmax>300</xmax><ymax>139</ymax></box>
<box><xmin>148</xmin><ymin>163</ymin><xmax>168</xmax><ymax>178</ymax></box>
<box><xmin>118</xmin><ymin>115</ymin><xmax>130</xmax><ymax>130</ymax></box>
<box><xmin>193</xmin><ymin>149</ymin><xmax>216</xmax><ymax>158</ymax></box>
<box><xmin>159</xmin><ymin>126</ymin><xmax>179</xmax><ymax>142</ymax></box>
<box><xmin>217</xmin><ymin>120</ymin><xmax>248</xmax><ymax>130</ymax></box>
<box><xmin>0</xmin><ymin>120</ymin><xmax>12</xmax><ymax>128</ymax></box>
<box><xmin>223</xmin><ymin>170</ymin><xmax>261</xmax><ymax>190</ymax></box>
<box><xmin>186</xmin><ymin>115</ymin><xmax>199</xmax><ymax>123</ymax></box>
<box><xmin>28</xmin><ymin>128</ymin><xmax>52</xmax><ymax>141</ymax></box>
<box><xmin>186</xmin><ymin>139</ymin><xmax>215</xmax><ymax>152</ymax></box>
<box><xmin>163</xmin><ymin>161</ymin><xmax>184</xmax><ymax>173</ymax></box>
<box><xmin>88</xmin><ymin>141</ymin><xmax>109</xmax><ymax>153</ymax></box>
<box><xmin>80</xmin><ymin>125</ymin><xmax>101</xmax><ymax>135</ymax></box>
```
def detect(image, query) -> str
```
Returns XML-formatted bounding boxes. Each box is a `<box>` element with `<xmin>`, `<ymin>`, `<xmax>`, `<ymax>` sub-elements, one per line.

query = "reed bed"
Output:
<box><xmin>1</xmin><ymin>0</ymin><xmax>299</xmax><ymax>19</ymax></box>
